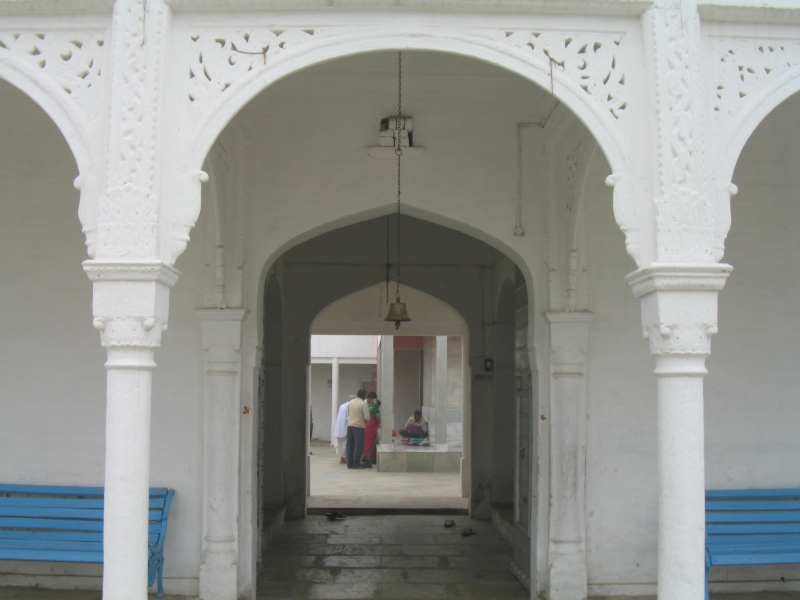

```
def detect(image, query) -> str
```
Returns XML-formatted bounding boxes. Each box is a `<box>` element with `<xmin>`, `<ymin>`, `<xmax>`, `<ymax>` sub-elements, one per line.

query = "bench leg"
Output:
<box><xmin>705</xmin><ymin>564</ymin><xmax>710</xmax><ymax>600</ymax></box>
<box><xmin>156</xmin><ymin>560</ymin><xmax>165</xmax><ymax>598</ymax></box>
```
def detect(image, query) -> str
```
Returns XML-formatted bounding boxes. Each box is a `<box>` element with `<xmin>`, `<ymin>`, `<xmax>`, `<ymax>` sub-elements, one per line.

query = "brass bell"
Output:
<box><xmin>384</xmin><ymin>296</ymin><xmax>412</xmax><ymax>330</ymax></box>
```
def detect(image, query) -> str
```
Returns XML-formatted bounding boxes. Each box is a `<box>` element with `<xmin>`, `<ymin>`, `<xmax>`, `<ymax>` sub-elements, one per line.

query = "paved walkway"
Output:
<box><xmin>308</xmin><ymin>443</ymin><xmax>467</xmax><ymax>510</ymax></box>
<box><xmin>258</xmin><ymin>514</ymin><xmax>528</xmax><ymax>599</ymax></box>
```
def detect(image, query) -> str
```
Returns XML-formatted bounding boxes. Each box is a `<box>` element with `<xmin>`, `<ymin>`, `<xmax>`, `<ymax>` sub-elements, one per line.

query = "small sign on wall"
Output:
<box><xmin>475</xmin><ymin>373</ymin><xmax>493</xmax><ymax>381</ymax></box>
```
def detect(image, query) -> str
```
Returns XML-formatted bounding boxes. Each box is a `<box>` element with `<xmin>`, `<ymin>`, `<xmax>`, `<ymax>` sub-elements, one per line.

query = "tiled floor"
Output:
<box><xmin>308</xmin><ymin>443</ymin><xmax>467</xmax><ymax>510</ymax></box>
<box><xmin>257</xmin><ymin>514</ymin><xmax>529</xmax><ymax>599</ymax></box>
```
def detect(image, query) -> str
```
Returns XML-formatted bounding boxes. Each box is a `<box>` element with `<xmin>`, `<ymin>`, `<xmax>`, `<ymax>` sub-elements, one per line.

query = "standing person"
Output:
<box><xmin>346</xmin><ymin>389</ymin><xmax>370</xmax><ymax>469</ymax></box>
<box><xmin>334</xmin><ymin>395</ymin><xmax>354</xmax><ymax>464</ymax></box>
<box><xmin>361</xmin><ymin>392</ymin><xmax>381</xmax><ymax>468</ymax></box>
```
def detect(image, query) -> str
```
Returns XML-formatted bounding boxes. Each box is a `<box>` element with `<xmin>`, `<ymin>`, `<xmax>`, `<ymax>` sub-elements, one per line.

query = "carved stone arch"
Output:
<box><xmin>0</xmin><ymin>56</ymin><xmax>100</xmax><ymax>256</ymax></box>
<box><xmin>173</xmin><ymin>29</ymin><xmax>643</xmax><ymax>268</ymax></box>
<box><xmin>185</xmin><ymin>33</ymin><xmax>631</xmax><ymax>175</ymax></box>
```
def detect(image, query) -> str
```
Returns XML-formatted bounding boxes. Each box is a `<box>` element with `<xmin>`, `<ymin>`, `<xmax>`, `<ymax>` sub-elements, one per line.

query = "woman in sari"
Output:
<box><xmin>361</xmin><ymin>393</ymin><xmax>381</xmax><ymax>468</ymax></box>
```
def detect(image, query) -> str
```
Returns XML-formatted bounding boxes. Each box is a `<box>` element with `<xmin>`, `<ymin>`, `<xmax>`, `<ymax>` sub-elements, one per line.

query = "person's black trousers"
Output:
<box><xmin>346</xmin><ymin>426</ymin><xmax>365</xmax><ymax>468</ymax></box>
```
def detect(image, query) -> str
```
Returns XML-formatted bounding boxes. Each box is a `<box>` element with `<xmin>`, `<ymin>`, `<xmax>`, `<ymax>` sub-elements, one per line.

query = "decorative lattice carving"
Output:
<box><xmin>186</xmin><ymin>28</ymin><xmax>628</xmax><ymax>121</ymax></box>
<box><xmin>498</xmin><ymin>31</ymin><xmax>628</xmax><ymax>120</ymax></box>
<box><xmin>187</xmin><ymin>30</ymin><xmax>316</xmax><ymax>107</ymax></box>
<box><xmin>0</xmin><ymin>31</ymin><xmax>106</xmax><ymax>120</ymax></box>
<box><xmin>711</xmin><ymin>38</ymin><xmax>800</xmax><ymax>122</ymax></box>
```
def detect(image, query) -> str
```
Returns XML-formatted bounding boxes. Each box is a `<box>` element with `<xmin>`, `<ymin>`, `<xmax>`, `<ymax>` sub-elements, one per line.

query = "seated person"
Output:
<box><xmin>399</xmin><ymin>410</ymin><xmax>429</xmax><ymax>439</ymax></box>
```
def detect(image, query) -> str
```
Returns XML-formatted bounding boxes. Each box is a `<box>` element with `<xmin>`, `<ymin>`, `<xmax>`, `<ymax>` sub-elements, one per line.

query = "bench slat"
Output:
<box><xmin>708</xmin><ymin>523</ymin><xmax>800</xmax><ymax>534</ymax></box>
<box><xmin>708</xmin><ymin>542</ymin><xmax>800</xmax><ymax>553</ymax></box>
<box><xmin>0</xmin><ymin>517</ymin><xmax>163</xmax><ymax>534</ymax></box>
<box><xmin>707</xmin><ymin>500</ymin><xmax>800</xmax><ymax>512</ymax></box>
<box><xmin>707</xmin><ymin>489</ymin><xmax>800</xmax><ymax>501</ymax></box>
<box><xmin>0</xmin><ymin>530</ymin><xmax>156</xmax><ymax>545</ymax></box>
<box><xmin>0</xmin><ymin>498</ymin><xmax>165</xmax><ymax>510</ymax></box>
<box><xmin>0</xmin><ymin>484</ymin><xmax>170</xmax><ymax>498</ymax></box>
<box><xmin>0</xmin><ymin>507</ymin><xmax>103</xmax><ymax>519</ymax></box>
<box><xmin>706</xmin><ymin>511</ymin><xmax>800</xmax><ymax>523</ymax></box>
<box><xmin>0</xmin><ymin>548</ymin><xmax>103</xmax><ymax>563</ymax></box>
<box><xmin>0</xmin><ymin>539</ymin><xmax>103</xmax><ymax>552</ymax></box>
<box><xmin>708</xmin><ymin>534</ymin><xmax>800</xmax><ymax>546</ymax></box>
<box><xmin>710</xmin><ymin>552</ymin><xmax>800</xmax><ymax>566</ymax></box>
<box><xmin>0</xmin><ymin>506</ymin><xmax>165</xmax><ymax>521</ymax></box>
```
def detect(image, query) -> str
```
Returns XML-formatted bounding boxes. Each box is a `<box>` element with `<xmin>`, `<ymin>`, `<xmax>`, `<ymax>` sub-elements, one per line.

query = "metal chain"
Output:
<box><xmin>395</xmin><ymin>51</ymin><xmax>402</xmax><ymax>299</ymax></box>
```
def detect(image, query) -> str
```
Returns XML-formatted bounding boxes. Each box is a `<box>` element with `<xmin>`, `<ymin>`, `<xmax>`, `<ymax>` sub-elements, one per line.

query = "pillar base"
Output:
<box><xmin>199</xmin><ymin>555</ymin><xmax>238</xmax><ymax>600</ymax></box>
<box><xmin>549</xmin><ymin>542</ymin><xmax>588</xmax><ymax>600</ymax></box>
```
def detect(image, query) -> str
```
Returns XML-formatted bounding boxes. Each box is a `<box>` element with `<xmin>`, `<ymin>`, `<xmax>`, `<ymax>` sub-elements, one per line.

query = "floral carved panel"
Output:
<box><xmin>0</xmin><ymin>31</ymin><xmax>107</xmax><ymax>122</ymax></box>
<box><xmin>710</xmin><ymin>37</ymin><xmax>800</xmax><ymax>127</ymax></box>
<box><xmin>492</xmin><ymin>30</ymin><xmax>628</xmax><ymax>121</ymax></box>
<box><xmin>185</xmin><ymin>27</ymin><xmax>629</xmax><ymax>123</ymax></box>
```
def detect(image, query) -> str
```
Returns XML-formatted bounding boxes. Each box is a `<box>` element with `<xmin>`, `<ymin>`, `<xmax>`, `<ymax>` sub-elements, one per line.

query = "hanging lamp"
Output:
<box><xmin>385</xmin><ymin>51</ymin><xmax>412</xmax><ymax>330</ymax></box>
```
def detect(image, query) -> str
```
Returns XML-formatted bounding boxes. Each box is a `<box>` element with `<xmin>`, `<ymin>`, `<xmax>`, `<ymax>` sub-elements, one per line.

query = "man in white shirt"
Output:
<box><xmin>334</xmin><ymin>396</ymin><xmax>353</xmax><ymax>464</ymax></box>
<box><xmin>346</xmin><ymin>389</ymin><xmax>371</xmax><ymax>469</ymax></box>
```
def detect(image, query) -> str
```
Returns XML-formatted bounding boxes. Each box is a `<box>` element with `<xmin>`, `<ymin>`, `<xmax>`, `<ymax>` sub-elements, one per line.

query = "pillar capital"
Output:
<box><xmin>626</xmin><ymin>264</ymin><xmax>731</xmax><ymax>359</ymax></box>
<box><xmin>84</xmin><ymin>260</ymin><xmax>179</xmax><ymax>354</ymax></box>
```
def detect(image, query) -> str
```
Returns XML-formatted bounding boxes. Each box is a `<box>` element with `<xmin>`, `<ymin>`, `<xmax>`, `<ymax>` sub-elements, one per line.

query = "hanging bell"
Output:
<box><xmin>384</xmin><ymin>296</ymin><xmax>412</xmax><ymax>330</ymax></box>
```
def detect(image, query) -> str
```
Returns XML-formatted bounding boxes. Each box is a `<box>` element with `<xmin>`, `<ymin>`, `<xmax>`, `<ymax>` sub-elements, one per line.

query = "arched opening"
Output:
<box><xmin>193</xmin><ymin>47</ymin><xmax>620</xmax><ymax>599</ymax></box>
<box><xmin>252</xmin><ymin>210</ymin><xmax>535</xmax><ymax>594</ymax></box>
<box><xmin>306</xmin><ymin>283</ymin><xmax>470</xmax><ymax>511</ymax></box>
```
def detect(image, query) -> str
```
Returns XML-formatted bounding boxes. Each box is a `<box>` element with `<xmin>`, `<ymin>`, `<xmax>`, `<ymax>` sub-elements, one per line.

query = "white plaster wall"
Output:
<box><xmin>310</xmin><ymin>335</ymin><xmax>379</xmax><ymax>359</ymax></box>
<box><xmin>0</xmin><ymin>80</ymin><xmax>207</xmax><ymax>596</ymax></box>
<box><xmin>308</xmin><ymin>363</ymin><xmax>332</xmax><ymax>441</ymax></box>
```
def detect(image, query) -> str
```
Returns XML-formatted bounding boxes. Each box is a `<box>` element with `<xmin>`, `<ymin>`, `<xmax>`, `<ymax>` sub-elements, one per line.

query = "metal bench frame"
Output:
<box><xmin>0</xmin><ymin>484</ymin><xmax>175</xmax><ymax>597</ymax></box>
<box><xmin>706</xmin><ymin>488</ymin><xmax>800</xmax><ymax>600</ymax></box>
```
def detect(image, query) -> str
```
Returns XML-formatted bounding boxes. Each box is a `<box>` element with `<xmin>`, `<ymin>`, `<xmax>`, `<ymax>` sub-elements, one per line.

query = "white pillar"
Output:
<box><xmin>330</xmin><ymin>358</ymin><xmax>340</xmax><ymax>444</ymax></box>
<box><xmin>546</xmin><ymin>312</ymin><xmax>594</xmax><ymax>600</ymax></box>
<box><xmin>379</xmin><ymin>336</ymin><xmax>394</xmax><ymax>443</ymax></box>
<box><xmin>84</xmin><ymin>261</ymin><xmax>178</xmax><ymax>600</ymax></box>
<box><xmin>628</xmin><ymin>265</ymin><xmax>730</xmax><ymax>600</ymax></box>
<box><xmin>196</xmin><ymin>309</ymin><xmax>246</xmax><ymax>600</ymax></box>
<box><xmin>435</xmin><ymin>336</ymin><xmax>448</xmax><ymax>446</ymax></box>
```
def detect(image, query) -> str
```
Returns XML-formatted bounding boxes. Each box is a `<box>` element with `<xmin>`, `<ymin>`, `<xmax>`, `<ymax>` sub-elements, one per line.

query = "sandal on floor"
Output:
<box><xmin>325</xmin><ymin>511</ymin><xmax>347</xmax><ymax>521</ymax></box>
<box><xmin>444</xmin><ymin>520</ymin><xmax>456</xmax><ymax>528</ymax></box>
<box><xmin>461</xmin><ymin>528</ymin><xmax>476</xmax><ymax>537</ymax></box>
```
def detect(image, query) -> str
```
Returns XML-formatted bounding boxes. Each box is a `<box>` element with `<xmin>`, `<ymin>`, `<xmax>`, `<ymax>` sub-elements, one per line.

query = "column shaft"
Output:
<box><xmin>103</xmin><ymin>351</ymin><xmax>154</xmax><ymax>599</ymax></box>
<box><xmin>627</xmin><ymin>264</ymin><xmax>730</xmax><ymax>600</ymax></box>
<box><xmin>656</xmin><ymin>356</ymin><xmax>707</xmax><ymax>599</ymax></box>
<box><xmin>435</xmin><ymin>336</ymin><xmax>448</xmax><ymax>446</ymax></box>
<box><xmin>330</xmin><ymin>358</ymin><xmax>340</xmax><ymax>444</ymax></box>
<box><xmin>379</xmin><ymin>336</ymin><xmax>394</xmax><ymax>443</ymax></box>
<box><xmin>85</xmin><ymin>261</ymin><xmax>179</xmax><ymax>600</ymax></box>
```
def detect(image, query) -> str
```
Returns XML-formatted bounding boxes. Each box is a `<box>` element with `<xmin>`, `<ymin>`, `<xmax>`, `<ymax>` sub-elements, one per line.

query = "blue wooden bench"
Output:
<box><xmin>0</xmin><ymin>484</ymin><xmax>175</xmax><ymax>597</ymax></box>
<box><xmin>706</xmin><ymin>488</ymin><xmax>800</xmax><ymax>600</ymax></box>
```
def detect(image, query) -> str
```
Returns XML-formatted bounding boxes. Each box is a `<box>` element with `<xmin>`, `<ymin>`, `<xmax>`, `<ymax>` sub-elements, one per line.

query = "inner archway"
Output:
<box><xmin>255</xmin><ymin>212</ymin><xmax>537</xmax><ymax>590</ymax></box>
<box><xmin>307</xmin><ymin>283</ymin><xmax>470</xmax><ymax>511</ymax></box>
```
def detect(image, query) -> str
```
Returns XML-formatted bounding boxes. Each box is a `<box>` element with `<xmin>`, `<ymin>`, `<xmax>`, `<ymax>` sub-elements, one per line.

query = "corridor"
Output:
<box><xmin>258</xmin><ymin>515</ymin><xmax>527</xmax><ymax>599</ymax></box>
